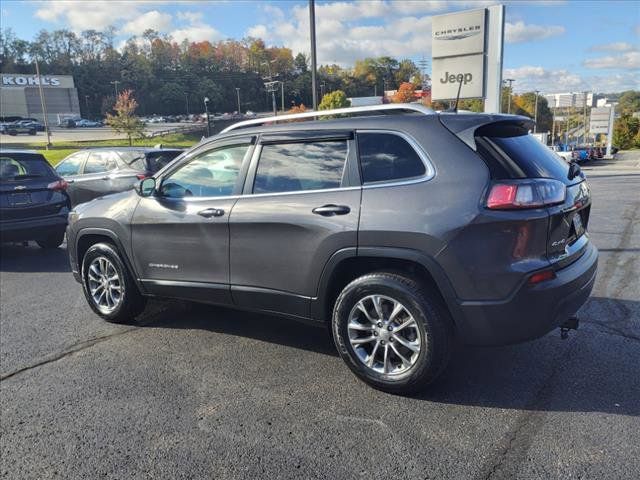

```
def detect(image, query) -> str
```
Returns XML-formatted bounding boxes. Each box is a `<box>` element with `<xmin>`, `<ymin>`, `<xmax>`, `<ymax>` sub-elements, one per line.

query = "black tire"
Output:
<box><xmin>36</xmin><ymin>230</ymin><xmax>65</xmax><ymax>249</ymax></box>
<box><xmin>81</xmin><ymin>242</ymin><xmax>146</xmax><ymax>323</ymax></box>
<box><xmin>332</xmin><ymin>272</ymin><xmax>453</xmax><ymax>395</ymax></box>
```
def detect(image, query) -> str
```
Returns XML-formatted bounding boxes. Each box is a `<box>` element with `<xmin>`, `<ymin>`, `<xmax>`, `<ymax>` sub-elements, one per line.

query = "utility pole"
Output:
<box><xmin>533</xmin><ymin>90</ymin><xmax>539</xmax><ymax>133</ymax></box>
<box><xmin>235</xmin><ymin>87</ymin><xmax>241</xmax><ymax>114</ymax></box>
<box><xmin>309</xmin><ymin>0</ymin><xmax>318</xmax><ymax>110</ymax></box>
<box><xmin>280</xmin><ymin>82</ymin><xmax>284</xmax><ymax>112</ymax></box>
<box><xmin>110</xmin><ymin>80</ymin><xmax>120</xmax><ymax>98</ymax></box>
<box><xmin>551</xmin><ymin>107</ymin><xmax>556</xmax><ymax>146</ymax></box>
<box><xmin>503</xmin><ymin>78</ymin><xmax>514</xmax><ymax>114</ymax></box>
<box><xmin>204</xmin><ymin>97</ymin><xmax>211</xmax><ymax>137</ymax></box>
<box><xmin>85</xmin><ymin>95</ymin><xmax>90</xmax><ymax>118</ymax></box>
<box><xmin>320</xmin><ymin>81</ymin><xmax>326</xmax><ymax>99</ymax></box>
<box><xmin>583</xmin><ymin>91</ymin><xmax>589</xmax><ymax>144</ymax></box>
<box><xmin>34</xmin><ymin>59</ymin><xmax>52</xmax><ymax>148</ymax></box>
<box><xmin>185</xmin><ymin>93</ymin><xmax>190</xmax><ymax>115</ymax></box>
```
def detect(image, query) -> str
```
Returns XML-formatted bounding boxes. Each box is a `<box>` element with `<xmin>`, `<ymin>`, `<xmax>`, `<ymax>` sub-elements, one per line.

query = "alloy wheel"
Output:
<box><xmin>347</xmin><ymin>294</ymin><xmax>422</xmax><ymax>376</ymax></box>
<box><xmin>87</xmin><ymin>256</ymin><xmax>122</xmax><ymax>314</ymax></box>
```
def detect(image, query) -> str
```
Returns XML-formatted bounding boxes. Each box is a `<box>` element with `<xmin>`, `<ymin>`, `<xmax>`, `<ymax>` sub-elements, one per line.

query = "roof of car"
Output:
<box><xmin>81</xmin><ymin>147</ymin><xmax>184</xmax><ymax>152</ymax></box>
<box><xmin>0</xmin><ymin>149</ymin><xmax>40</xmax><ymax>154</ymax></box>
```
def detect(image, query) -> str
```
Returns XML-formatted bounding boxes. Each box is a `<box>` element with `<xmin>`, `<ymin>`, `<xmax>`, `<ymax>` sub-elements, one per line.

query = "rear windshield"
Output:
<box><xmin>0</xmin><ymin>154</ymin><xmax>56</xmax><ymax>181</ymax></box>
<box><xmin>488</xmin><ymin>135</ymin><xmax>569</xmax><ymax>180</ymax></box>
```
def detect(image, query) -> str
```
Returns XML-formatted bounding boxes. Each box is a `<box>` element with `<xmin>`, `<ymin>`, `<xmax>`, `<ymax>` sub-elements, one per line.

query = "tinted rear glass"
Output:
<box><xmin>0</xmin><ymin>154</ymin><xmax>56</xmax><ymax>181</ymax></box>
<box><xmin>146</xmin><ymin>151</ymin><xmax>182</xmax><ymax>172</ymax></box>
<box><xmin>485</xmin><ymin>134</ymin><xmax>570</xmax><ymax>182</ymax></box>
<box><xmin>357</xmin><ymin>133</ymin><xmax>426</xmax><ymax>183</ymax></box>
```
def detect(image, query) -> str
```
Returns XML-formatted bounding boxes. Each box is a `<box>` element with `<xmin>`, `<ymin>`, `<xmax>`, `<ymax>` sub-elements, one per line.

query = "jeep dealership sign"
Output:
<box><xmin>431</xmin><ymin>5</ymin><xmax>505</xmax><ymax>112</ymax></box>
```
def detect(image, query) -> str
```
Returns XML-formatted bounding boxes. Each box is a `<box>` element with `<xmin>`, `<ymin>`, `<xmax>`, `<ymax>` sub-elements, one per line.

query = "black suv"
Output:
<box><xmin>66</xmin><ymin>105</ymin><xmax>598</xmax><ymax>393</ymax></box>
<box><xmin>1</xmin><ymin>149</ymin><xmax>70</xmax><ymax>248</ymax></box>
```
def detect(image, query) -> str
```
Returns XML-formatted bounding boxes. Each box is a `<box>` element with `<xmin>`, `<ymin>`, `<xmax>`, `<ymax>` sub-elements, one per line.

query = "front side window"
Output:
<box><xmin>357</xmin><ymin>132</ymin><xmax>426</xmax><ymax>184</ymax></box>
<box><xmin>84</xmin><ymin>152</ymin><xmax>117</xmax><ymax>174</ymax></box>
<box><xmin>160</xmin><ymin>144</ymin><xmax>251</xmax><ymax>198</ymax></box>
<box><xmin>55</xmin><ymin>153</ymin><xmax>85</xmax><ymax>176</ymax></box>
<box><xmin>253</xmin><ymin>141</ymin><xmax>348</xmax><ymax>194</ymax></box>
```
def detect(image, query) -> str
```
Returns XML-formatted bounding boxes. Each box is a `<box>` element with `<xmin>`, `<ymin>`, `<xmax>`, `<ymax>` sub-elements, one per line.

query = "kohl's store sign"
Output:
<box><xmin>2</xmin><ymin>75</ymin><xmax>62</xmax><ymax>87</ymax></box>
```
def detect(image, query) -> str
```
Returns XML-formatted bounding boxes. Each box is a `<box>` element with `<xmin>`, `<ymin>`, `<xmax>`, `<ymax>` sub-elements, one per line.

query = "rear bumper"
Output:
<box><xmin>0</xmin><ymin>212</ymin><xmax>68</xmax><ymax>242</ymax></box>
<box><xmin>455</xmin><ymin>241</ymin><xmax>598</xmax><ymax>346</ymax></box>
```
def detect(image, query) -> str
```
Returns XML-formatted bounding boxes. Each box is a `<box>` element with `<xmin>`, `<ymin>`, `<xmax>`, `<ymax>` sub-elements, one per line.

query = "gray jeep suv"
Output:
<box><xmin>66</xmin><ymin>104</ymin><xmax>598</xmax><ymax>393</ymax></box>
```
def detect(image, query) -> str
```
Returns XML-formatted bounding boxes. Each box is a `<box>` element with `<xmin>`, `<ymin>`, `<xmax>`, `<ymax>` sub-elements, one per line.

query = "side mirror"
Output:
<box><xmin>139</xmin><ymin>177</ymin><xmax>156</xmax><ymax>197</ymax></box>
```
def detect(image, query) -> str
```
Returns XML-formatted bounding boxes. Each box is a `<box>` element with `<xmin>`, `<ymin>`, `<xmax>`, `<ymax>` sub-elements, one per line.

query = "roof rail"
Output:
<box><xmin>220</xmin><ymin>103</ymin><xmax>435</xmax><ymax>134</ymax></box>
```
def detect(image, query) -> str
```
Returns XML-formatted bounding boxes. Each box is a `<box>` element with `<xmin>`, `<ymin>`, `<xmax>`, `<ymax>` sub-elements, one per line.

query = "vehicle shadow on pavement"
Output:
<box><xmin>0</xmin><ymin>243</ymin><xmax>70</xmax><ymax>273</ymax></box>
<box><xmin>143</xmin><ymin>297</ymin><xmax>639</xmax><ymax>417</ymax></box>
<box><xmin>421</xmin><ymin>296</ymin><xmax>639</xmax><ymax>417</ymax></box>
<box><xmin>144</xmin><ymin>301</ymin><xmax>338</xmax><ymax>357</ymax></box>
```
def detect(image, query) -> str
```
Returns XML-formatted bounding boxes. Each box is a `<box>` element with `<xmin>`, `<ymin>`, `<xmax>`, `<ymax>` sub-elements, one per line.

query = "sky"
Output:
<box><xmin>1</xmin><ymin>0</ymin><xmax>639</xmax><ymax>94</ymax></box>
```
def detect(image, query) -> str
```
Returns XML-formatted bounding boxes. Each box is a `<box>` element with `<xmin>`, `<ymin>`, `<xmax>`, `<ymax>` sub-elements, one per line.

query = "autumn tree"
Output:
<box><xmin>106</xmin><ymin>90</ymin><xmax>145</xmax><ymax>146</ymax></box>
<box><xmin>318</xmin><ymin>90</ymin><xmax>350</xmax><ymax>110</ymax></box>
<box><xmin>392</xmin><ymin>82</ymin><xmax>416</xmax><ymax>103</ymax></box>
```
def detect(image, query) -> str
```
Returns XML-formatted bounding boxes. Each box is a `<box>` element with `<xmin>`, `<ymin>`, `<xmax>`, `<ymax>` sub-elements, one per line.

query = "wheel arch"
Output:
<box><xmin>76</xmin><ymin>228</ymin><xmax>144</xmax><ymax>293</ymax></box>
<box><xmin>312</xmin><ymin>247</ymin><xmax>463</xmax><ymax>331</ymax></box>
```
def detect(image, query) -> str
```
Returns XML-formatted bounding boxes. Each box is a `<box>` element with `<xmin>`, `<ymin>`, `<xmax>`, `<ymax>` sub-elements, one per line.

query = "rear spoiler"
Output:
<box><xmin>439</xmin><ymin>113</ymin><xmax>534</xmax><ymax>151</ymax></box>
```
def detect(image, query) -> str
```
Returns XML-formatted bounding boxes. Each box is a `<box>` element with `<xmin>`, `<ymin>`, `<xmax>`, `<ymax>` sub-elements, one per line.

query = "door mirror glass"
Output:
<box><xmin>139</xmin><ymin>177</ymin><xmax>156</xmax><ymax>197</ymax></box>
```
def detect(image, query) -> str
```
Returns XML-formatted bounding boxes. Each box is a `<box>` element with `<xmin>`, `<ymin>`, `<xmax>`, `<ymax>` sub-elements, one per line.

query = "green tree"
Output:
<box><xmin>318</xmin><ymin>90</ymin><xmax>350</xmax><ymax>110</ymax></box>
<box><xmin>106</xmin><ymin>90</ymin><xmax>145</xmax><ymax>146</ymax></box>
<box><xmin>612</xmin><ymin>114</ymin><xmax>640</xmax><ymax>149</ymax></box>
<box><xmin>616</xmin><ymin>91</ymin><xmax>640</xmax><ymax>115</ymax></box>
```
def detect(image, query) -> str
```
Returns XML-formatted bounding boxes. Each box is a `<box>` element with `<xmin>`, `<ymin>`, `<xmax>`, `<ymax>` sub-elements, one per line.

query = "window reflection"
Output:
<box><xmin>162</xmin><ymin>145</ymin><xmax>249</xmax><ymax>198</ymax></box>
<box><xmin>254</xmin><ymin>141</ymin><xmax>348</xmax><ymax>194</ymax></box>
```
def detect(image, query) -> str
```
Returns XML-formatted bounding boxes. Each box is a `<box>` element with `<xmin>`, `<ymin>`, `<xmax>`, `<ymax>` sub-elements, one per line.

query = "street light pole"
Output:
<box><xmin>235</xmin><ymin>87</ymin><xmax>241</xmax><ymax>114</ymax></box>
<box><xmin>85</xmin><ymin>95</ymin><xmax>90</xmax><ymax>118</ymax></box>
<box><xmin>533</xmin><ymin>90</ymin><xmax>539</xmax><ymax>133</ymax></box>
<box><xmin>309</xmin><ymin>0</ymin><xmax>318</xmax><ymax>110</ymax></box>
<box><xmin>110</xmin><ymin>80</ymin><xmax>120</xmax><ymax>98</ymax></box>
<box><xmin>34</xmin><ymin>59</ymin><xmax>52</xmax><ymax>148</ymax></box>
<box><xmin>204</xmin><ymin>97</ymin><xmax>211</xmax><ymax>137</ymax></box>
<box><xmin>503</xmin><ymin>78</ymin><xmax>514</xmax><ymax>114</ymax></box>
<box><xmin>185</xmin><ymin>93</ymin><xmax>190</xmax><ymax>115</ymax></box>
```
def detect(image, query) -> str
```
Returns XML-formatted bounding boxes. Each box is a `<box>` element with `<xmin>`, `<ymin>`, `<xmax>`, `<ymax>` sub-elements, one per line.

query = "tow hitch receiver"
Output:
<box><xmin>560</xmin><ymin>316</ymin><xmax>579</xmax><ymax>340</ymax></box>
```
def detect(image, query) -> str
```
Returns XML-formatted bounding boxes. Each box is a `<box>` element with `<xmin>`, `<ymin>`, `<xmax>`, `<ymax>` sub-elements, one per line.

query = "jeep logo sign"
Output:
<box><xmin>2</xmin><ymin>75</ymin><xmax>62</xmax><ymax>87</ymax></box>
<box><xmin>440</xmin><ymin>72</ymin><xmax>473</xmax><ymax>85</ymax></box>
<box><xmin>432</xmin><ymin>55</ymin><xmax>484</xmax><ymax>101</ymax></box>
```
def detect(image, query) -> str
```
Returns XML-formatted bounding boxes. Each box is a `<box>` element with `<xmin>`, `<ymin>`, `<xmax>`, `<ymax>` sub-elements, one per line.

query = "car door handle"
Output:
<box><xmin>312</xmin><ymin>204</ymin><xmax>351</xmax><ymax>216</ymax></box>
<box><xmin>197</xmin><ymin>208</ymin><xmax>225</xmax><ymax>218</ymax></box>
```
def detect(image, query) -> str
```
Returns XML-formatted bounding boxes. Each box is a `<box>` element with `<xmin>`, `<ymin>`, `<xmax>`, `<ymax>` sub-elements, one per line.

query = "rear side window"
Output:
<box><xmin>0</xmin><ymin>154</ymin><xmax>55</xmax><ymax>181</ymax></box>
<box><xmin>253</xmin><ymin>141</ymin><xmax>348</xmax><ymax>194</ymax></box>
<box><xmin>357</xmin><ymin>132</ymin><xmax>426</xmax><ymax>184</ymax></box>
<box><xmin>478</xmin><ymin>132</ymin><xmax>570</xmax><ymax>183</ymax></box>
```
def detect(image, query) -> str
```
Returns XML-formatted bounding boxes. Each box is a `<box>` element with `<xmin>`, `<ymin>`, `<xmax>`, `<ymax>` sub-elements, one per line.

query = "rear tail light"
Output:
<box><xmin>136</xmin><ymin>174</ymin><xmax>148</xmax><ymax>180</ymax></box>
<box><xmin>47</xmin><ymin>180</ymin><xmax>68</xmax><ymax>191</ymax></box>
<box><xmin>486</xmin><ymin>179</ymin><xmax>566</xmax><ymax>210</ymax></box>
<box><xmin>528</xmin><ymin>269</ymin><xmax>556</xmax><ymax>285</ymax></box>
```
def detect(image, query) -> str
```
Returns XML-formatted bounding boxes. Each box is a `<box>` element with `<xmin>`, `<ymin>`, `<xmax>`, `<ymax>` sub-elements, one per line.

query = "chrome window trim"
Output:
<box><xmin>356</xmin><ymin>129</ymin><xmax>436</xmax><ymax>190</ymax></box>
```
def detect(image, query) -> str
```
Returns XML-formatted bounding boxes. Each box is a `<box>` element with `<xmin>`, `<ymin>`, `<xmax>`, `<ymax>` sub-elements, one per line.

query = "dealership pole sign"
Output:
<box><xmin>431</xmin><ymin>5</ymin><xmax>505</xmax><ymax>113</ymax></box>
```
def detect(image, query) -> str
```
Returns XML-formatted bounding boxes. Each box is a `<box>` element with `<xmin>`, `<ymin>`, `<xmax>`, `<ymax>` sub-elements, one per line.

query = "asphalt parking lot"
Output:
<box><xmin>1</xmin><ymin>152</ymin><xmax>638</xmax><ymax>479</ymax></box>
